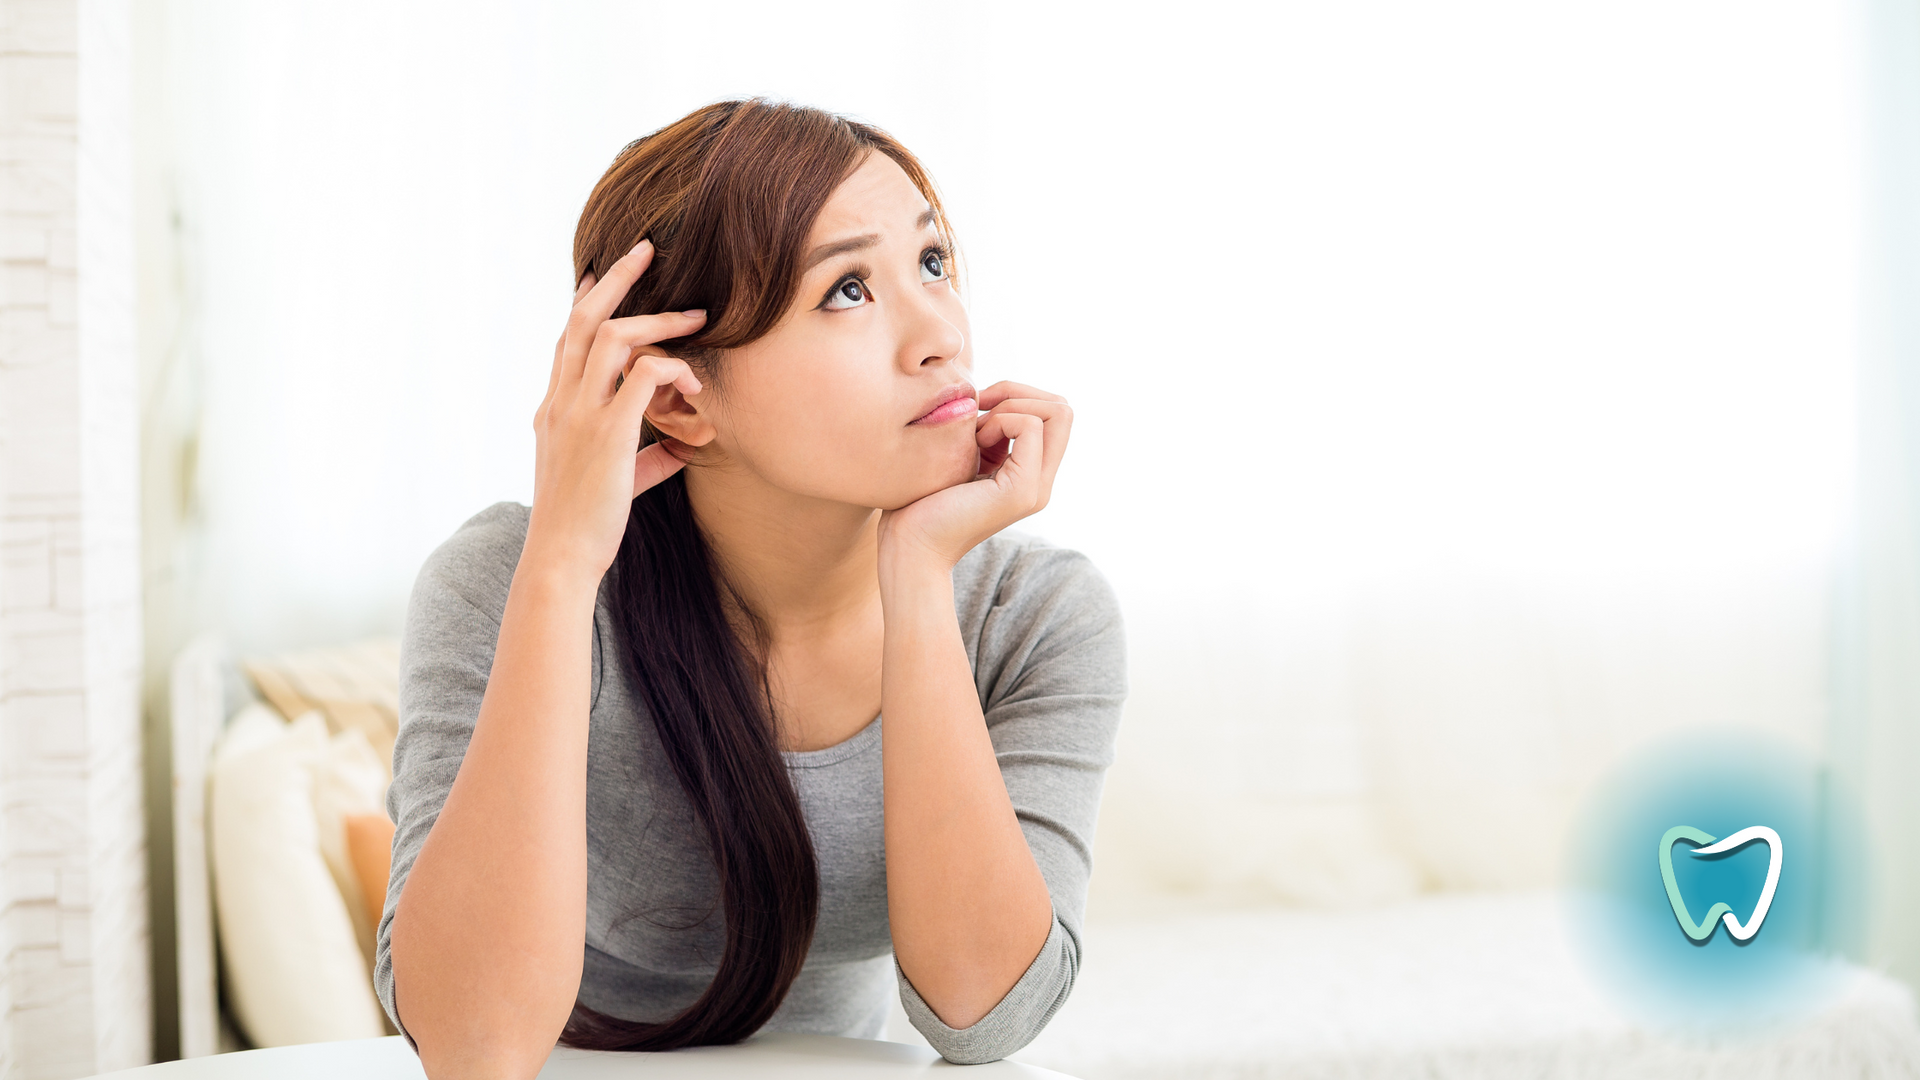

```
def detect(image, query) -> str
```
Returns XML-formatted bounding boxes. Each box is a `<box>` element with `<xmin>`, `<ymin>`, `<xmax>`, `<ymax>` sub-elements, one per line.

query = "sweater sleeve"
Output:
<box><xmin>372</xmin><ymin>503</ymin><xmax>529</xmax><ymax>1045</ymax></box>
<box><xmin>894</xmin><ymin>540</ymin><xmax>1128</xmax><ymax>1064</ymax></box>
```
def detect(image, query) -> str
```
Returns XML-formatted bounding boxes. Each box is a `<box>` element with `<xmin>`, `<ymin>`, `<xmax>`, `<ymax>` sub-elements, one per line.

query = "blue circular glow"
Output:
<box><xmin>1565</xmin><ymin>730</ymin><xmax>1865</xmax><ymax>1035</ymax></box>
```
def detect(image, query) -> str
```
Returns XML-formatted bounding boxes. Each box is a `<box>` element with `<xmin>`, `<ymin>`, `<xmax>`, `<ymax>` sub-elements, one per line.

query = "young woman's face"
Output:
<box><xmin>665</xmin><ymin>152</ymin><xmax>978</xmax><ymax>511</ymax></box>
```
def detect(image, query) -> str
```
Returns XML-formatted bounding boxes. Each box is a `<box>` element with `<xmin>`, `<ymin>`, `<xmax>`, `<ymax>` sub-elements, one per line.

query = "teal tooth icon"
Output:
<box><xmin>1569</xmin><ymin>732</ymin><xmax>1863</xmax><ymax>1033</ymax></box>
<box><xmin>1658</xmin><ymin>825</ymin><xmax>1784</xmax><ymax>943</ymax></box>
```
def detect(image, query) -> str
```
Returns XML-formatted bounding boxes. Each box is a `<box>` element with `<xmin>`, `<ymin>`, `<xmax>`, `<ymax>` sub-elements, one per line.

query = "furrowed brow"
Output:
<box><xmin>804</xmin><ymin>233</ymin><xmax>879</xmax><ymax>270</ymax></box>
<box><xmin>803</xmin><ymin>211</ymin><xmax>939</xmax><ymax>270</ymax></box>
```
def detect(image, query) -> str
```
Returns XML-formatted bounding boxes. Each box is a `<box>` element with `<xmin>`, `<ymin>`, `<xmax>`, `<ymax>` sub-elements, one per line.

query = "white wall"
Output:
<box><xmin>2</xmin><ymin>0</ymin><xmax>152</xmax><ymax>1075</ymax></box>
<box><xmin>142</xmin><ymin>0</ymin><xmax>1863</xmax><ymax>906</ymax></box>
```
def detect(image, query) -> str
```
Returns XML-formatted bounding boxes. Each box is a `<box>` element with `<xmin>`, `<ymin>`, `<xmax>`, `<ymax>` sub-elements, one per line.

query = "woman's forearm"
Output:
<box><xmin>879</xmin><ymin>555</ymin><xmax>1055</xmax><ymax>1030</ymax></box>
<box><xmin>388</xmin><ymin>553</ymin><xmax>598</xmax><ymax>1079</ymax></box>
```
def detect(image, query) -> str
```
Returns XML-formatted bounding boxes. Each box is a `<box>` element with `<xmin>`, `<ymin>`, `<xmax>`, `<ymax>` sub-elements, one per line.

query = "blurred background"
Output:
<box><xmin>6</xmin><ymin>0</ymin><xmax>1920</xmax><ymax>1077</ymax></box>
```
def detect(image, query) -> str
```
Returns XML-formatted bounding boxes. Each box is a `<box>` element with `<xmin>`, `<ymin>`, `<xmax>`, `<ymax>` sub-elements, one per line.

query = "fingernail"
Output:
<box><xmin>630</xmin><ymin>238</ymin><xmax>652</xmax><ymax>255</ymax></box>
<box><xmin>684</xmin><ymin>309</ymin><xmax>706</xmax><ymax>318</ymax></box>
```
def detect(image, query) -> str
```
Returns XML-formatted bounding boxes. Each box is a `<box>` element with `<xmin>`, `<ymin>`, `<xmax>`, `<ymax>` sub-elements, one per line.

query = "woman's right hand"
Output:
<box><xmin>525</xmin><ymin>239</ymin><xmax>707</xmax><ymax>590</ymax></box>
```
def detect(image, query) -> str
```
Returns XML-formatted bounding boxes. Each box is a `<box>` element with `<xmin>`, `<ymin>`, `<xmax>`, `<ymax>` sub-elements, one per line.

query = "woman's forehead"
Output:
<box><xmin>812</xmin><ymin>153</ymin><xmax>931</xmax><ymax>239</ymax></box>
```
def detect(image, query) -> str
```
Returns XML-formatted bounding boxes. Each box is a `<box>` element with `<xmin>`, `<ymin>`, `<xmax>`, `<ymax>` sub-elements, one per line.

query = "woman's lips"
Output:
<box><xmin>910</xmin><ymin>385</ymin><xmax>978</xmax><ymax>426</ymax></box>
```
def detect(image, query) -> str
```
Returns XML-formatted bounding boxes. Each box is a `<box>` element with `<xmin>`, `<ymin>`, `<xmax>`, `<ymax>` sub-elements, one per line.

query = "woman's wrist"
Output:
<box><xmin>512</xmin><ymin>532</ymin><xmax>608</xmax><ymax>612</ymax></box>
<box><xmin>876</xmin><ymin>535</ymin><xmax>958</xmax><ymax>601</ymax></box>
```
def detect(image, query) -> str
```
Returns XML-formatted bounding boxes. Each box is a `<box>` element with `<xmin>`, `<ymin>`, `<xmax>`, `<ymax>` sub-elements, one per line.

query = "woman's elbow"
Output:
<box><xmin>414</xmin><ymin>1031</ymin><xmax>557</xmax><ymax>1080</ymax></box>
<box><xmin>399</xmin><ymin>980</ymin><xmax>569</xmax><ymax>1080</ymax></box>
<box><xmin>388</xmin><ymin>938</ymin><xmax>575</xmax><ymax>1079</ymax></box>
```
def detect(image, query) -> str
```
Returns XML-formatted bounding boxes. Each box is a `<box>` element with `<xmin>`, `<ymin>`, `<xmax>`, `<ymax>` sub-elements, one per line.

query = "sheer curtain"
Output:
<box><xmin>1837</xmin><ymin>0</ymin><xmax>1920</xmax><ymax>992</ymax></box>
<box><xmin>140</xmin><ymin>0</ymin><xmax>1868</xmax><ymax>919</ymax></box>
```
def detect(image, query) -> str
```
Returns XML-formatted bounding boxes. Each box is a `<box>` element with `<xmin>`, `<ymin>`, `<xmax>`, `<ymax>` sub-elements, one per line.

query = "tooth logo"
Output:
<box><xmin>1658</xmin><ymin>825</ymin><xmax>1783</xmax><ymax>942</ymax></box>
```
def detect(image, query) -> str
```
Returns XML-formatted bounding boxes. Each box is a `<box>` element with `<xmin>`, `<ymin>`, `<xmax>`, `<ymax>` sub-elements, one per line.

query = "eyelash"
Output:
<box><xmin>817</xmin><ymin>243</ymin><xmax>952</xmax><ymax>309</ymax></box>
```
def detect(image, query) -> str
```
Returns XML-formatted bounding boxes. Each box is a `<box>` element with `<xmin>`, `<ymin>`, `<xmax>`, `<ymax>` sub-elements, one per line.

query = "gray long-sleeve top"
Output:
<box><xmin>372</xmin><ymin>502</ymin><xmax>1126</xmax><ymax>1064</ymax></box>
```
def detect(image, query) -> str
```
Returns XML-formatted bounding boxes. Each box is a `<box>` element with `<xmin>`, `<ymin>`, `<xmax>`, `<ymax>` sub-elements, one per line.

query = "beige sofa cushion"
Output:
<box><xmin>210</xmin><ymin>705</ymin><xmax>388</xmax><ymax>1047</ymax></box>
<box><xmin>244</xmin><ymin>639</ymin><xmax>400</xmax><ymax>781</ymax></box>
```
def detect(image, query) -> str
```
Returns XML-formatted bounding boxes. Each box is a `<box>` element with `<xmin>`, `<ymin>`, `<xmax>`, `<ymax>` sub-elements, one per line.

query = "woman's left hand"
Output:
<box><xmin>878</xmin><ymin>381</ymin><xmax>1073</xmax><ymax>573</ymax></box>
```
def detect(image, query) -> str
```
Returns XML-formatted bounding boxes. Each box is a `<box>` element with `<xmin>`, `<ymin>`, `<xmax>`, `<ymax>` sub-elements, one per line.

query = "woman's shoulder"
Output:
<box><xmin>954</xmin><ymin>530</ymin><xmax>1123</xmax><ymax>635</ymax></box>
<box><xmin>954</xmin><ymin>532</ymin><xmax>1126</xmax><ymax>715</ymax></box>
<box><xmin>410</xmin><ymin>501</ymin><xmax>533</xmax><ymax>622</ymax></box>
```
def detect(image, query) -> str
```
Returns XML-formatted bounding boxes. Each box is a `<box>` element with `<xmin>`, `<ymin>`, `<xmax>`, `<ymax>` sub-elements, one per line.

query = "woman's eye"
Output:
<box><xmin>825</xmin><ymin>278</ymin><xmax>868</xmax><ymax>310</ymax></box>
<box><xmin>920</xmin><ymin>250</ymin><xmax>947</xmax><ymax>282</ymax></box>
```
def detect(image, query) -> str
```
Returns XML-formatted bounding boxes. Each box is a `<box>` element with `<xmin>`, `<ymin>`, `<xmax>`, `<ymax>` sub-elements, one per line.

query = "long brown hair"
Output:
<box><xmin>562</xmin><ymin>100</ymin><xmax>953</xmax><ymax>1051</ymax></box>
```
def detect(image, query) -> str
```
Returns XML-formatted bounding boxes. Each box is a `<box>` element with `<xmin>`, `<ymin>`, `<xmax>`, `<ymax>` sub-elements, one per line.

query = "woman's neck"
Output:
<box><xmin>683</xmin><ymin>464</ymin><xmax>882</xmax><ymax>637</ymax></box>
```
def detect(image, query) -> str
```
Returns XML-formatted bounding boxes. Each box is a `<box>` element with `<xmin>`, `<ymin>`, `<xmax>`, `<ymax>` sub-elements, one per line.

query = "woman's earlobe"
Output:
<box><xmin>655</xmin><ymin>435</ymin><xmax>701</xmax><ymax>465</ymax></box>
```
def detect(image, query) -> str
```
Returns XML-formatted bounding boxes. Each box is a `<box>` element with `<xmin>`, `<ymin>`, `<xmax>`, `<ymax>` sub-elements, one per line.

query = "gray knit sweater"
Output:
<box><xmin>373</xmin><ymin>502</ymin><xmax>1126</xmax><ymax>1064</ymax></box>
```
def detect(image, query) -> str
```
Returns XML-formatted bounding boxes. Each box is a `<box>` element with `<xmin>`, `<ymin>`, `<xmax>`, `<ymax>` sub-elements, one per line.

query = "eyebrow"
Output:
<box><xmin>802</xmin><ymin>209</ymin><xmax>941</xmax><ymax>271</ymax></box>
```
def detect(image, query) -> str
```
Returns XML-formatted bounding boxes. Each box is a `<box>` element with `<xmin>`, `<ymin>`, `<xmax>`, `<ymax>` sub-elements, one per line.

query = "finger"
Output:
<box><xmin>614</xmin><ymin>353</ymin><xmax>705</xmax><ymax>420</ymax></box>
<box><xmin>973</xmin><ymin>398</ymin><xmax>1068</xmax><ymax>447</ymax></box>
<box><xmin>578</xmin><ymin>243</ymin><xmax>651</xmax><ymax>321</ymax></box>
<box><xmin>562</xmin><ymin>240</ymin><xmax>654</xmax><ymax>383</ymax></box>
<box><xmin>976</xmin><ymin>401</ymin><xmax>1070</xmax><ymax>505</ymax></box>
<box><xmin>1038</xmin><ymin>402</ymin><xmax>1072</xmax><ymax>492</ymax></box>
<box><xmin>585</xmin><ymin>310</ymin><xmax>708</xmax><ymax>398</ymax></box>
<box><xmin>973</xmin><ymin>404</ymin><xmax>1030</xmax><ymax>475</ymax></box>
<box><xmin>974</xmin><ymin>411</ymin><xmax>1042</xmax><ymax>465</ymax></box>
<box><xmin>981</xmin><ymin>397</ymin><xmax>1073</xmax><ymax>491</ymax></box>
<box><xmin>977</xmin><ymin>380</ymin><xmax>1066</xmax><ymax>412</ymax></box>
<box><xmin>546</xmin><ymin>327</ymin><xmax>567</xmax><ymax>401</ymax></box>
<box><xmin>975</xmin><ymin>432</ymin><xmax>1010</xmax><ymax>478</ymax></box>
<box><xmin>548</xmin><ymin>272</ymin><xmax>599</xmax><ymax>401</ymax></box>
<box><xmin>987</xmin><ymin>412</ymin><xmax>1046</xmax><ymax>509</ymax></box>
<box><xmin>633</xmin><ymin>440</ymin><xmax>689</xmax><ymax>497</ymax></box>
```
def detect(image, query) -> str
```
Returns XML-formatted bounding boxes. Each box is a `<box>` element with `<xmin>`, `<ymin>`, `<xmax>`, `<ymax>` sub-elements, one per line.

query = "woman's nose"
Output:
<box><xmin>899</xmin><ymin>290</ymin><xmax>965</xmax><ymax>371</ymax></box>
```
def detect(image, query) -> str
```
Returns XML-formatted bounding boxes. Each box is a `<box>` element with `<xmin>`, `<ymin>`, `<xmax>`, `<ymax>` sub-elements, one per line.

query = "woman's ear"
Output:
<box><xmin>644</xmin><ymin>378</ymin><xmax>717</xmax><ymax>449</ymax></box>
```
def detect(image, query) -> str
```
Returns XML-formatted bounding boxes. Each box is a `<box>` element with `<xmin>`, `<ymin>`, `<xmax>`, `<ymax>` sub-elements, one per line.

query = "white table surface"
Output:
<box><xmin>90</xmin><ymin>1033</ymin><xmax>1080</xmax><ymax>1079</ymax></box>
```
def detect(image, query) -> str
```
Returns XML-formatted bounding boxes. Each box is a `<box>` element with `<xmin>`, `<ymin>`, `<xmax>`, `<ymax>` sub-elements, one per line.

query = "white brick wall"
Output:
<box><xmin>1</xmin><ymin>0</ymin><xmax>151</xmax><ymax>1076</ymax></box>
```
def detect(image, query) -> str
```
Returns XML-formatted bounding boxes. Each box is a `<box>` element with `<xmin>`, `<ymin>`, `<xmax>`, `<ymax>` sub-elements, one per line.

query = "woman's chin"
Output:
<box><xmin>877</xmin><ymin>454</ymin><xmax>981</xmax><ymax>512</ymax></box>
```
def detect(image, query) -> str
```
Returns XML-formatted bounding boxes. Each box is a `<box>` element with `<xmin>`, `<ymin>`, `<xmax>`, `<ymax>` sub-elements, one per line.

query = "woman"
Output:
<box><xmin>377</xmin><ymin>99</ymin><xmax>1126</xmax><ymax>1079</ymax></box>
